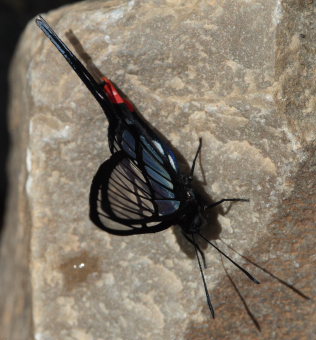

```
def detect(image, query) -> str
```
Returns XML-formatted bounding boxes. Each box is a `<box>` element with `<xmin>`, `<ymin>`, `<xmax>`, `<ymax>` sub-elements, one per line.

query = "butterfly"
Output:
<box><xmin>36</xmin><ymin>15</ymin><xmax>259</xmax><ymax>318</ymax></box>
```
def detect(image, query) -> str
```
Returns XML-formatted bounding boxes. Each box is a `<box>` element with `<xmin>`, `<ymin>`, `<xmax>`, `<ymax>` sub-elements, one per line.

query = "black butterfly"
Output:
<box><xmin>36</xmin><ymin>16</ymin><xmax>259</xmax><ymax>318</ymax></box>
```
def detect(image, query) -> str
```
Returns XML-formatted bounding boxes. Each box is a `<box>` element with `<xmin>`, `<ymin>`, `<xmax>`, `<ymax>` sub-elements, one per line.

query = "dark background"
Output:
<box><xmin>0</xmin><ymin>0</ymin><xmax>79</xmax><ymax>233</ymax></box>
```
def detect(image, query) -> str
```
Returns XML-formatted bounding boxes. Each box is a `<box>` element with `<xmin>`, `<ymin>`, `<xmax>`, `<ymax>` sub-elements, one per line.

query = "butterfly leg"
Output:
<box><xmin>206</xmin><ymin>198</ymin><xmax>249</xmax><ymax>210</ymax></box>
<box><xmin>189</xmin><ymin>137</ymin><xmax>202</xmax><ymax>179</ymax></box>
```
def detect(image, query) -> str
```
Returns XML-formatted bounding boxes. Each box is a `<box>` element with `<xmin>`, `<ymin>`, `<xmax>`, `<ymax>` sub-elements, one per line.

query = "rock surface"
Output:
<box><xmin>1</xmin><ymin>0</ymin><xmax>315</xmax><ymax>339</ymax></box>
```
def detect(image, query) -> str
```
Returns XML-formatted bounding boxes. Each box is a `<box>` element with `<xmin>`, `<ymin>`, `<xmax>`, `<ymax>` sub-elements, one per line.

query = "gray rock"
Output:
<box><xmin>1</xmin><ymin>0</ymin><xmax>315</xmax><ymax>339</ymax></box>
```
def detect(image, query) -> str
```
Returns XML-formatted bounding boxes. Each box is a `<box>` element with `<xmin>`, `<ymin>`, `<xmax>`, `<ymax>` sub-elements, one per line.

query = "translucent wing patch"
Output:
<box><xmin>140</xmin><ymin>136</ymin><xmax>179</xmax><ymax>172</ymax></box>
<box><xmin>89</xmin><ymin>151</ymin><xmax>181</xmax><ymax>235</ymax></box>
<box><xmin>112</xmin><ymin>127</ymin><xmax>179</xmax><ymax>192</ymax></box>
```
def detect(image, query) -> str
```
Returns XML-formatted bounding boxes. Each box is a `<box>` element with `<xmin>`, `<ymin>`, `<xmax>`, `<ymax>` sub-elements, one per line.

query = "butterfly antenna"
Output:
<box><xmin>219</xmin><ymin>253</ymin><xmax>261</xmax><ymax>331</ymax></box>
<box><xmin>189</xmin><ymin>138</ymin><xmax>202</xmax><ymax>180</ymax></box>
<box><xmin>192</xmin><ymin>233</ymin><xmax>215</xmax><ymax>318</ymax></box>
<box><xmin>35</xmin><ymin>16</ymin><xmax>111</xmax><ymax>112</ymax></box>
<box><xmin>198</xmin><ymin>233</ymin><xmax>260</xmax><ymax>284</ymax></box>
<box><xmin>219</xmin><ymin>238</ymin><xmax>310</xmax><ymax>300</ymax></box>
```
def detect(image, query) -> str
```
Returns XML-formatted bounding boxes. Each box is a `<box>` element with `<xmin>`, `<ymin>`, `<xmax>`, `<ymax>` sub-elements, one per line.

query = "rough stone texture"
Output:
<box><xmin>1</xmin><ymin>0</ymin><xmax>315</xmax><ymax>339</ymax></box>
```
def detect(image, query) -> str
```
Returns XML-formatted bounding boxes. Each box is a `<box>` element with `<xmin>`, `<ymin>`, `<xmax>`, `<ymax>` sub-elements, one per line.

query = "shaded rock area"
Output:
<box><xmin>1</xmin><ymin>0</ymin><xmax>315</xmax><ymax>339</ymax></box>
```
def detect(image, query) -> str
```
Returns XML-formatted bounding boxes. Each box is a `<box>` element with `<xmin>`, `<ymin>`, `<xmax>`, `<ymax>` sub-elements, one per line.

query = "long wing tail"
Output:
<box><xmin>36</xmin><ymin>15</ymin><xmax>113</xmax><ymax>114</ymax></box>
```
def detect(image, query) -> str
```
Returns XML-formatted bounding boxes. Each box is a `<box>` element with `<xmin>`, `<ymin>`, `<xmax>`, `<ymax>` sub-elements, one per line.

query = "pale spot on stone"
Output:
<box><xmin>58</xmin><ymin>234</ymin><xmax>81</xmax><ymax>253</ymax></box>
<box><xmin>26</xmin><ymin>147</ymin><xmax>33</xmax><ymax>196</ymax></box>
<box><xmin>125</xmin><ymin>294</ymin><xmax>165</xmax><ymax>329</ymax></box>
<box><xmin>71</xmin><ymin>328</ymin><xmax>94</xmax><ymax>340</ymax></box>
<box><xmin>56</xmin><ymin>296</ymin><xmax>78</xmax><ymax>326</ymax></box>
<box><xmin>225</xmin><ymin>141</ymin><xmax>277</xmax><ymax>175</ymax></box>
<box><xmin>205</xmin><ymin>104</ymin><xmax>219</xmax><ymax>113</ymax></box>
<box><xmin>96</xmin><ymin>272</ymin><xmax>115</xmax><ymax>288</ymax></box>
<box><xmin>191</xmin><ymin>110</ymin><xmax>207</xmax><ymax>120</ymax></box>
<box><xmin>98</xmin><ymin>302</ymin><xmax>108</xmax><ymax>314</ymax></box>
<box><xmin>164</xmin><ymin>230</ymin><xmax>181</xmax><ymax>252</ymax></box>
<box><xmin>166</xmin><ymin>76</ymin><xmax>185</xmax><ymax>90</ymax></box>
<box><xmin>26</xmin><ymin>175</ymin><xmax>33</xmax><ymax>197</ymax></box>
<box><xmin>217</xmin><ymin>215</ymin><xmax>232</xmax><ymax>232</ymax></box>
<box><xmin>152</xmin><ymin>264</ymin><xmax>183</xmax><ymax>294</ymax></box>
<box><xmin>26</xmin><ymin>148</ymin><xmax>32</xmax><ymax>172</ymax></box>
<box><xmin>225</xmin><ymin>59</ymin><xmax>242</xmax><ymax>72</ymax></box>
<box><xmin>211</xmin><ymin>182</ymin><xmax>221</xmax><ymax>194</ymax></box>
<box><xmin>42</xmin><ymin>125</ymin><xmax>71</xmax><ymax>143</ymax></box>
<box><xmin>103</xmin><ymin>35</ymin><xmax>112</xmax><ymax>44</ymax></box>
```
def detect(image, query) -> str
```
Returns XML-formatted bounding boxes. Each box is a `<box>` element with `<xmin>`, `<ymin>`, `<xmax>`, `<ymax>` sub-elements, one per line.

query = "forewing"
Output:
<box><xmin>89</xmin><ymin>151</ymin><xmax>182</xmax><ymax>235</ymax></box>
<box><xmin>106</xmin><ymin>104</ymin><xmax>180</xmax><ymax>175</ymax></box>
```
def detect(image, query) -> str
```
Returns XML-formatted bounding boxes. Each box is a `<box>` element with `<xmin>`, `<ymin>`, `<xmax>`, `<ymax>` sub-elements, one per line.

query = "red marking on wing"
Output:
<box><xmin>102</xmin><ymin>77</ymin><xmax>134</xmax><ymax>112</ymax></box>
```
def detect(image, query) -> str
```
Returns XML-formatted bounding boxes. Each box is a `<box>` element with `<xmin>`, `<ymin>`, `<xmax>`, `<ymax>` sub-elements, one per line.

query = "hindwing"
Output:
<box><xmin>89</xmin><ymin>150</ymin><xmax>183</xmax><ymax>235</ymax></box>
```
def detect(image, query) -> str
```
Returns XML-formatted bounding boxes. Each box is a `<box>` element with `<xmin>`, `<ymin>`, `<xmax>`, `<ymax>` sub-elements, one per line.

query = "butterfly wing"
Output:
<box><xmin>89</xmin><ymin>150</ymin><xmax>184</xmax><ymax>235</ymax></box>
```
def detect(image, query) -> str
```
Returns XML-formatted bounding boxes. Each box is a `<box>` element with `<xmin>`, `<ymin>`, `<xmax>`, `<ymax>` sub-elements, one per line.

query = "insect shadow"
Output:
<box><xmin>172</xmin><ymin>174</ymin><xmax>237</xmax><ymax>263</ymax></box>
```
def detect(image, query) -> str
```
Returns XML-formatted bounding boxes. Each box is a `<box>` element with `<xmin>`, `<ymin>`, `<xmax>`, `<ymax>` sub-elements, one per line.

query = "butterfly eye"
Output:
<box><xmin>186</xmin><ymin>191</ymin><xmax>193</xmax><ymax>199</ymax></box>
